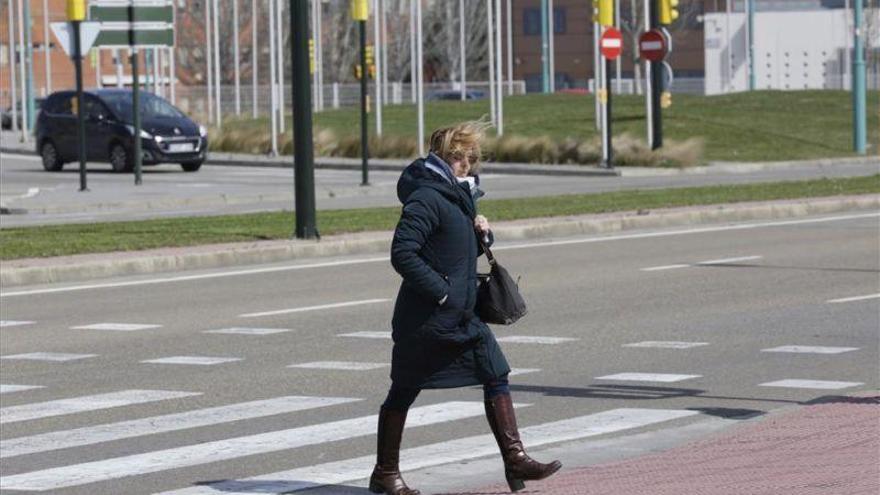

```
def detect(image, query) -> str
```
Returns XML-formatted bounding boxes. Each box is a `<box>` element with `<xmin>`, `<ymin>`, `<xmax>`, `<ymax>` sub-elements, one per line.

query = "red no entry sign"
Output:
<box><xmin>639</xmin><ymin>29</ymin><xmax>667</xmax><ymax>62</ymax></box>
<box><xmin>600</xmin><ymin>28</ymin><xmax>623</xmax><ymax>60</ymax></box>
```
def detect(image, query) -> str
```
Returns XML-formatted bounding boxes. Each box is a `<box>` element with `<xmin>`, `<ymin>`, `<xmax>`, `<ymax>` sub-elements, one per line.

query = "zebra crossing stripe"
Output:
<box><xmin>0</xmin><ymin>401</ymin><xmax>489</xmax><ymax>491</ymax></box>
<box><xmin>0</xmin><ymin>384</ymin><xmax>45</xmax><ymax>395</ymax></box>
<box><xmin>0</xmin><ymin>320</ymin><xmax>35</xmax><ymax>328</ymax></box>
<box><xmin>761</xmin><ymin>345</ymin><xmax>859</xmax><ymax>354</ymax></box>
<box><xmin>0</xmin><ymin>390</ymin><xmax>200</xmax><ymax>425</ymax></box>
<box><xmin>0</xmin><ymin>396</ymin><xmax>360</xmax><ymax>459</ymax></box>
<box><xmin>157</xmin><ymin>408</ymin><xmax>698</xmax><ymax>495</ymax></box>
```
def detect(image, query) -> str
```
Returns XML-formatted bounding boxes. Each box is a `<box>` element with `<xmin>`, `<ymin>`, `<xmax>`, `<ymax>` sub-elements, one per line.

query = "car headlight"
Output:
<box><xmin>199</xmin><ymin>125</ymin><xmax>208</xmax><ymax>138</ymax></box>
<box><xmin>154</xmin><ymin>135</ymin><xmax>164</xmax><ymax>143</ymax></box>
<box><xmin>125</xmin><ymin>125</ymin><xmax>153</xmax><ymax>139</ymax></box>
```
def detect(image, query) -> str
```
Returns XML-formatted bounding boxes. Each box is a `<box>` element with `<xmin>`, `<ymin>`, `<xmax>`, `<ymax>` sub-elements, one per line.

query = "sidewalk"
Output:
<box><xmin>454</xmin><ymin>395</ymin><xmax>879</xmax><ymax>495</ymax></box>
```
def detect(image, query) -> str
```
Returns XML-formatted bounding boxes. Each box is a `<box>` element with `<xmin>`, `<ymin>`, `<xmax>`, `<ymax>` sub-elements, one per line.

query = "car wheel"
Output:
<box><xmin>40</xmin><ymin>141</ymin><xmax>64</xmax><ymax>172</ymax></box>
<box><xmin>109</xmin><ymin>143</ymin><xmax>133</xmax><ymax>173</ymax></box>
<box><xmin>180</xmin><ymin>160</ymin><xmax>203</xmax><ymax>172</ymax></box>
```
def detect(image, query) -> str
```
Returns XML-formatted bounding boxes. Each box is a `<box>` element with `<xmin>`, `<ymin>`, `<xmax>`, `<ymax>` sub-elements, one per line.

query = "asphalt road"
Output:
<box><xmin>1</xmin><ymin>151</ymin><xmax>877</xmax><ymax>227</ymax></box>
<box><xmin>0</xmin><ymin>212</ymin><xmax>877</xmax><ymax>494</ymax></box>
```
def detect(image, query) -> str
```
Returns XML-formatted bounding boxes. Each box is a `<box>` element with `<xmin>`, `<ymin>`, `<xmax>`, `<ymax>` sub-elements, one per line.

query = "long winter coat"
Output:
<box><xmin>389</xmin><ymin>156</ymin><xmax>511</xmax><ymax>389</ymax></box>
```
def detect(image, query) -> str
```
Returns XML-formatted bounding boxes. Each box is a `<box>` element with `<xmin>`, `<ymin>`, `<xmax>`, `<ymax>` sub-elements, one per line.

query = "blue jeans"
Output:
<box><xmin>382</xmin><ymin>375</ymin><xmax>510</xmax><ymax>411</ymax></box>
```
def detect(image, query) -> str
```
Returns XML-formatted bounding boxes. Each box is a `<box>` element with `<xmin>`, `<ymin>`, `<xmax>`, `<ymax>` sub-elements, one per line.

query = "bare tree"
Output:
<box><xmin>422</xmin><ymin>0</ymin><xmax>488</xmax><ymax>82</ymax></box>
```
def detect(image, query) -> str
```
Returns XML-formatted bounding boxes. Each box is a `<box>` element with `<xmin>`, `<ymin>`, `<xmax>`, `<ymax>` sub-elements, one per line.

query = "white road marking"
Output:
<box><xmin>0</xmin><ymin>320</ymin><xmax>35</xmax><ymax>328</ymax></box>
<box><xmin>761</xmin><ymin>345</ymin><xmax>859</xmax><ymax>355</ymax></box>
<box><xmin>508</xmin><ymin>368</ymin><xmax>542</xmax><ymax>376</ymax></box>
<box><xmin>0</xmin><ymin>401</ymin><xmax>491</xmax><ymax>491</ymax></box>
<box><xmin>641</xmin><ymin>264</ymin><xmax>690</xmax><ymax>271</ymax></box>
<box><xmin>239</xmin><ymin>299</ymin><xmax>391</xmax><ymax>318</ymax></box>
<box><xmin>287</xmin><ymin>361</ymin><xmax>389</xmax><ymax>371</ymax></box>
<box><xmin>141</xmin><ymin>356</ymin><xmax>243</xmax><ymax>366</ymax></box>
<box><xmin>70</xmin><ymin>323</ymin><xmax>162</xmax><ymax>331</ymax></box>
<box><xmin>203</xmin><ymin>327</ymin><xmax>292</xmax><ymax>335</ymax></box>
<box><xmin>157</xmin><ymin>408</ymin><xmax>698</xmax><ymax>495</ymax></box>
<box><xmin>0</xmin><ymin>390</ymin><xmax>199</xmax><ymax>425</ymax></box>
<box><xmin>759</xmin><ymin>379</ymin><xmax>865</xmax><ymax>390</ymax></box>
<box><xmin>337</xmin><ymin>331</ymin><xmax>392</xmax><ymax>339</ymax></box>
<box><xmin>0</xmin><ymin>384</ymin><xmax>45</xmax><ymax>395</ymax></box>
<box><xmin>496</xmin><ymin>336</ymin><xmax>578</xmax><ymax>345</ymax></box>
<box><xmin>0</xmin><ymin>396</ymin><xmax>360</xmax><ymax>459</ymax></box>
<box><xmin>827</xmin><ymin>293</ymin><xmax>880</xmax><ymax>304</ymax></box>
<box><xmin>3</xmin><ymin>213</ymin><xmax>876</xmax><ymax>298</ymax></box>
<box><xmin>0</xmin><ymin>352</ymin><xmax>97</xmax><ymax>362</ymax></box>
<box><xmin>696</xmin><ymin>255</ymin><xmax>763</xmax><ymax>265</ymax></box>
<box><xmin>623</xmin><ymin>341</ymin><xmax>709</xmax><ymax>349</ymax></box>
<box><xmin>595</xmin><ymin>373</ymin><xmax>702</xmax><ymax>383</ymax></box>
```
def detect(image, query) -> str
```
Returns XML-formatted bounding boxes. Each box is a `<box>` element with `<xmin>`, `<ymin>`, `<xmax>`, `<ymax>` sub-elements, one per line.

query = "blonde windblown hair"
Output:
<box><xmin>428</xmin><ymin>119</ymin><xmax>493</xmax><ymax>174</ymax></box>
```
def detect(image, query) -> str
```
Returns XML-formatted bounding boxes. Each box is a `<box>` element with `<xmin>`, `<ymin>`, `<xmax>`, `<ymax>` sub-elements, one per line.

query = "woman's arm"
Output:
<box><xmin>391</xmin><ymin>198</ymin><xmax>449</xmax><ymax>304</ymax></box>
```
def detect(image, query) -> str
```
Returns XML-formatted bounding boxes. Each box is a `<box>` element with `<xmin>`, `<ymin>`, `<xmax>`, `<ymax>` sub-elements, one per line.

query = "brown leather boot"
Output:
<box><xmin>485</xmin><ymin>394</ymin><xmax>562</xmax><ymax>492</ymax></box>
<box><xmin>368</xmin><ymin>407</ymin><xmax>421</xmax><ymax>495</ymax></box>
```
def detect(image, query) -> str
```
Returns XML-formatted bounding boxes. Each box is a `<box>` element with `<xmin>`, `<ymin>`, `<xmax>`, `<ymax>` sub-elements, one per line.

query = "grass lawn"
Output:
<box><xmin>1</xmin><ymin>175</ymin><xmax>877</xmax><ymax>260</ymax></box>
<box><xmin>216</xmin><ymin>90</ymin><xmax>879</xmax><ymax>163</ymax></box>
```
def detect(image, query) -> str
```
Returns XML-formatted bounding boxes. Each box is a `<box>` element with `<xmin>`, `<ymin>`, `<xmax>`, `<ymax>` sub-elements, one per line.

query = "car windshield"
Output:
<box><xmin>100</xmin><ymin>92</ymin><xmax>184</xmax><ymax>122</ymax></box>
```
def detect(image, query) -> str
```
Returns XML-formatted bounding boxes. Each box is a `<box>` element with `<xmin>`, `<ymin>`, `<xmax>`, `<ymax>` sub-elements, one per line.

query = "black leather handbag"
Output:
<box><xmin>476</xmin><ymin>240</ymin><xmax>527</xmax><ymax>325</ymax></box>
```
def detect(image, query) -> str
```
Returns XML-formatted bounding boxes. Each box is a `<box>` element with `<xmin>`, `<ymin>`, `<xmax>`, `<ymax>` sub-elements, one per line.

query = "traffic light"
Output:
<box><xmin>660</xmin><ymin>91</ymin><xmax>672</xmax><ymax>108</ymax></box>
<box><xmin>353</xmin><ymin>64</ymin><xmax>362</xmax><ymax>80</ymax></box>
<box><xmin>658</xmin><ymin>0</ymin><xmax>679</xmax><ymax>25</ymax></box>
<box><xmin>365</xmin><ymin>45</ymin><xmax>374</xmax><ymax>67</ymax></box>
<box><xmin>592</xmin><ymin>0</ymin><xmax>614</xmax><ymax>27</ymax></box>
<box><xmin>350</xmin><ymin>0</ymin><xmax>368</xmax><ymax>21</ymax></box>
<box><xmin>309</xmin><ymin>39</ymin><xmax>315</xmax><ymax>74</ymax></box>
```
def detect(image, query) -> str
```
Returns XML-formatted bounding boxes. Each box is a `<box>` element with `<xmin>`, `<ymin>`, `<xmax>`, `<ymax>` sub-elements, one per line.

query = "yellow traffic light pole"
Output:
<box><xmin>351</xmin><ymin>0</ymin><xmax>370</xmax><ymax>186</ymax></box>
<box><xmin>67</xmin><ymin>0</ymin><xmax>89</xmax><ymax>191</ymax></box>
<box><xmin>595</xmin><ymin>0</ymin><xmax>614</xmax><ymax>168</ymax></box>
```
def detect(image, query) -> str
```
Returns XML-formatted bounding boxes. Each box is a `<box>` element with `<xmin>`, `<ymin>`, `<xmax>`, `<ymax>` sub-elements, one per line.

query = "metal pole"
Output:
<box><xmin>268</xmin><ymin>0</ymin><xmax>278</xmax><ymax>154</ymax></box>
<box><xmin>459</xmin><ymin>0</ymin><xmax>465</xmax><ymax>100</ymax></box>
<box><xmin>213</xmin><ymin>0</ymin><xmax>221</xmax><ymax>126</ymax></box>
<box><xmin>252</xmin><ymin>0</ymin><xmax>258</xmax><ymax>117</ymax></box>
<box><xmin>205</xmin><ymin>0</ymin><xmax>213</xmax><ymax>123</ymax></box>
<box><xmin>747</xmin><ymin>0</ymin><xmax>754</xmax><ymax>90</ymax></box>
<box><xmin>506</xmin><ymin>0</ymin><xmax>512</xmax><ymax>95</ymax></box>
<box><xmin>540</xmin><ymin>0</ymin><xmax>549</xmax><ymax>93</ymax></box>
<box><xmin>373</xmin><ymin>0</ymin><xmax>382</xmax><ymax>135</ymax></box>
<box><xmin>16</xmin><ymin>0</ymin><xmax>27</xmax><ymax>140</ymax></box>
<box><xmin>311</xmin><ymin>0</ymin><xmax>318</xmax><ymax>110</ymax></box>
<box><xmin>131</xmin><ymin>49</ymin><xmax>143</xmax><ymax>184</ymax></box>
<box><xmin>153</xmin><ymin>47</ymin><xmax>160</xmax><ymax>94</ymax></box>
<box><xmin>548</xmin><ymin>0</ymin><xmax>554</xmax><ymax>92</ymax></box>
<box><xmin>276</xmin><ymin>0</ymin><xmax>285</xmax><ymax>132</ymax></box>
<box><xmin>359</xmin><ymin>19</ymin><xmax>369</xmax><ymax>184</ymax></box>
<box><xmin>604</xmin><ymin>56</ymin><xmax>613</xmax><ymax>167</ymax></box>
<box><xmin>415</xmin><ymin>0</ymin><xmax>424</xmax><ymax>156</ymax></box>
<box><xmin>115</xmin><ymin>48</ymin><xmax>123</xmax><ymax>87</ymax></box>
<box><xmin>22</xmin><ymin>0</ymin><xmax>34</xmax><ymax>131</ymax></box>
<box><xmin>495</xmin><ymin>0</ymin><xmax>502</xmax><ymax>135</ymax></box>
<box><xmin>380</xmin><ymin>0</ymin><xmax>386</xmax><ymax>105</ymax></box>
<box><xmin>614</xmin><ymin>0</ymin><xmax>621</xmax><ymax>92</ymax></box>
<box><xmin>725</xmin><ymin>0</ymin><xmax>732</xmax><ymax>91</ymax></box>
<box><xmin>487</xmin><ymin>0</ymin><xmax>495</xmax><ymax>124</ymax></box>
<box><xmin>42</xmin><ymin>0</ymin><xmax>50</xmax><ymax>94</ymax></box>
<box><xmin>649</xmin><ymin>0</ymin><xmax>662</xmax><ymax>149</ymax></box>
<box><xmin>96</xmin><ymin>48</ymin><xmax>103</xmax><ymax>88</ymax></box>
<box><xmin>593</xmin><ymin>20</ymin><xmax>600</xmax><ymax>130</ymax></box>
<box><xmin>7</xmin><ymin>0</ymin><xmax>18</xmax><ymax>134</ymax></box>
<box><xmin>852</xmin><ymin>0</ymin><xmax>866</xmax><ymax>153</ymax></box>
<box><xmin>73</xmin><ymin>20</ymin><xmax>87</xmax><ymax>191</ymax></box>
<box><xmin>234</xmin><ymin>0</ymin><xmax>241</xmax><ymax>114</ymax></box>
<box><xmin>291</xmin><ymin>0</ymin><xmax>317</xmax><ymax>238</ymax></box>
<box><xmin>318</xmin><ymin>0</ymin><xmax>325</xmax><ymax>110</ymax></box>
<box><xmin>844</xmin><ymin>0</ymin><xmax>851</xmax><ymax>90</ymax></box>
<box><xmin>644</xmin><ymin>0</ymin><xmax>652</xmax><ymax>144</ymax></box>
<box><xmin>409</xmin><ymin>0</ymin><xmax>415</xmax><ymax>103</ymax></box>
<box><xmin>170</xmin><ymin>4</ymin><xmax>176</xmax><ymax>103</ymax></box>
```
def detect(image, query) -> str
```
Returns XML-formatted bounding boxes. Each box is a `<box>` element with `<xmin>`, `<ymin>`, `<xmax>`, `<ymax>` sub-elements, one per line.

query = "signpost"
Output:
<box><xmin>638</xmin><ymin>29</ymin><xmax>666</xmax><ymax>62</ymax></box>
<box><xmin>87</xmin><ymin>0</ymin><xmax>175</xmax><ymax>185</ymax></box>
<box><xmin>599</xmin><ymin>27</ymin><xmax>621</xmax><ymax>168</ymax></box>
<box><xmin>352</xmin><ymin>0</ymin><xmax>369</xmax><ymax>186</ymax></box>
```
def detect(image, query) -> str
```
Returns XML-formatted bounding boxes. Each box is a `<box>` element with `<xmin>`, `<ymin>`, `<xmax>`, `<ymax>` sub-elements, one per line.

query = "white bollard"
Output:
<box><xmin>332</xmin><ymin>82</ymin><xmax>339</xmax><ymax>109</ymax></box>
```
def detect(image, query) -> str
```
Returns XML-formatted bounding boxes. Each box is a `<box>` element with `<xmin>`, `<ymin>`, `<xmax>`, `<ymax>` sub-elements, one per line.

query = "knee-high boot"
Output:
<box><xmin>485</xmin><ymin>394</ymin><xmax>562</xmax><ymax>492</ymax></box>
<box><xmin>369</xmin><ymin>407</ymin><xmax>420</xmax><ymax>495</ymax></box>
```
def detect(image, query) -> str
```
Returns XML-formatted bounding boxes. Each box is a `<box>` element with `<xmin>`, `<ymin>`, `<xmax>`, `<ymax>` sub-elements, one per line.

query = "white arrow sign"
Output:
<box><xmin>50</xmin><ymin>22</ymin><xmax>102</xmax><ymax>57</ymax></box>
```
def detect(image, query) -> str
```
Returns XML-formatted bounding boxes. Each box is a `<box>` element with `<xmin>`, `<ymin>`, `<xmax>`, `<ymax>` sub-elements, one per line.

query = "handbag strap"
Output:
<box><xmin>478</xmin><ymin>236</ymin><xmax>497</xmax><ymax>266</ymax></box>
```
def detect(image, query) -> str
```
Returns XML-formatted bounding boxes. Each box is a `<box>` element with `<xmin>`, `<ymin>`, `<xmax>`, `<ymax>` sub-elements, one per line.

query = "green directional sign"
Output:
<box><xmin>88</xmin><ymin>0</ymin><xmax>174</xmax><ymax>47</ymax></box>
<box><xmin>89</xmin><ymin>5</ymin><xmax>172</xmax><ymax>22</ymax></box>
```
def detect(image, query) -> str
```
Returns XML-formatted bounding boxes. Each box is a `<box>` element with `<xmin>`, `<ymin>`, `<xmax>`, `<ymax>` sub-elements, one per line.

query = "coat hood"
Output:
<box><xmin>397</xmin><ymin>159</ymin><xmax>476</xmax><ymax>218</ymax></box>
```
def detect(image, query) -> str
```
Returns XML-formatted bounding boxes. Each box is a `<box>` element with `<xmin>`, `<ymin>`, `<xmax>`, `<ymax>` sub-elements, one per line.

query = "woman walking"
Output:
<box><xmin>370</xmin><ymin>121</ymin><xmax>562</xmax><ymax>495</ymax></box>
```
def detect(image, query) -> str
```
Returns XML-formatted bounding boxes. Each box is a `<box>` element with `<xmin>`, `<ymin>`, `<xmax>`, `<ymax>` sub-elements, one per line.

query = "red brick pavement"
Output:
<box><xmin>444</xmin><ymin>396</ymin><xmax>879</xmax><ymax>495</ymax></box>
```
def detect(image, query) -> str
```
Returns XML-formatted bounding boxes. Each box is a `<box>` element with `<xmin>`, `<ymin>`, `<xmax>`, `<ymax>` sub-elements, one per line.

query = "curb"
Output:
<box><xmin>2</xmin><ymin>195</ymin><xmax>877</xmax><ymax>288</ymax></box>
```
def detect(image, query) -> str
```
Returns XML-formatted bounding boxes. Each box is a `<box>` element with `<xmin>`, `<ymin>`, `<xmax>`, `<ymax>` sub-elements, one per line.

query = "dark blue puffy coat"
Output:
<box><xmin>389</xmin><ymin>157</ymin><xmax>511</xmax><ymax>389</ymax></box>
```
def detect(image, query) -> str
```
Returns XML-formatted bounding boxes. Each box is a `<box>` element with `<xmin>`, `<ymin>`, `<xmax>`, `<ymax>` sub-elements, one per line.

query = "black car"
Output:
<box><xmin>35</xmin><ymin>89</ymin><xmax>207</xmax><ymax>173</ymax></box>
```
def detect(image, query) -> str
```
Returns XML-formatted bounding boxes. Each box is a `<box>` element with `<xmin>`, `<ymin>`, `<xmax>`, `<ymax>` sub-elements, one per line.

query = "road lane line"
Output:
<box><xmin>0</xmin><ymin>390</ymin><xmax>200</xmax><ymax>425</ymax></box>
<box><xmin>0</xmin><ymin>401</ymin><xmax>490</xmax><ymax>492</ymax></box>
<box><xmin>0</xmin><ymin>384</ymin><xmax>45</xmax><ymax>395</ymax></box>
<box><xmin>3</xmin><ymin>213</ymin><xmax>876</xmax><ymax>298</ymax></box>
<box><xmin>156</xmin><ymin>408</ymin><xmax>698</xmax><ymax>495</ymax></box>
<box><xmin>203</xmin><ymin>327</ymin><xmax>292</xmax><ymax>335</ymax></box>
<box><xmin>240</xmin><ymin>299</ymin><xmax>391</xmax><ymax>318</ymax></box>
<box><xmin>0</xmin><ymin>320</ymin><xmax>35</xmax><ymax>328</ymax></box>
<box><xmin>70</xmin><ymin>323</ymin><xmax>162</xmax><ymax>331</ymax></box>
<box><xmin>761</xmin><ymin>346</ymin><xmax>859</xmax><ymax>355</ymax></box>
<box><xmin>496</xmin><ymin>336</ymin><xmax>579</xmax><ymax>345</ymax></box>
<box><xmin>641</xmin><ymin>264</ymin><xmax>690</xmax><ymax>272</ymax></box>
<box><xmin>827</xmin><ymin>293</ymin><xmax>880</xmax><ymax>304</ymax></box>
<box><xmin>287</xmin><ymin>361</ymin><xmax>389</xmax><ymax>371</ymax></box>
<box><xmin>696</xmin><ymin>255</ymin><xmax>763</xmax><ymax>265</ymax></box>
<box><xmin>337</xmin><ymin>331</ymin><xmax>392</xmax><ymax>339</ymax></box>
<box><xmin>623</xmin><ymin>341</ymin><xmax>709</xmax><ymax>349</ymax></box>
<box><xmin>595</xmin><ymin>373</ymin><xmax>702</xmax><ymax>383</ymax></box>
<box><xmin>759</xmin><ymin>379</ymin><xmax>864</xmax><ymax>390</ymax></box>
<box><xmin>0</xmin><ymin>352</ymin><xmax>97</xmax><ymax>362</ymax></box>
<box><xmin>141</xmin><ymin>356</ymin><xmax>243</xmax><ymax>366</ymax></box>
<box><xmin>0</xmin><ymin>396</ymin><xmax>360</xmax><ymax>459</ymax></box>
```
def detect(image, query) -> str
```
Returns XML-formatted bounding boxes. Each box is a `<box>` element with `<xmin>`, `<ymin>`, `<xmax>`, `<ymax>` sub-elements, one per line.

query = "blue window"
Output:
<box><xmin>554</xmin><ymin>7</ymin><xmax>566</xmax><ymax>34</ymax></box>
<box><xmin>523</xmin><ymin>7</ymin><xmax>566</xmax><ymax>36</ymax></box>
